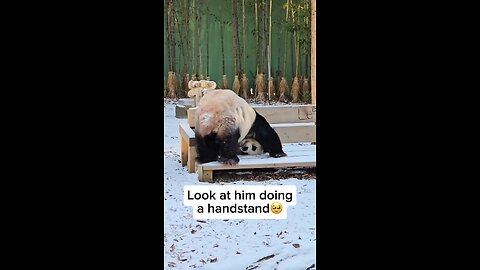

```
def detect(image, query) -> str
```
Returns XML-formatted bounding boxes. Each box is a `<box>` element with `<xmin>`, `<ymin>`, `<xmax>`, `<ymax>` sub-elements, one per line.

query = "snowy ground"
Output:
<box><xmin>164</xmin><ymin>100</ymin><xmax>316</xmax><ymax>269</ymax></box>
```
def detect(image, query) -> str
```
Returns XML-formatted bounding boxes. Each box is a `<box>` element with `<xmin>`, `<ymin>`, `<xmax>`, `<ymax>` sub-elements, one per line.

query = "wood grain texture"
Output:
<box><xmin>187</xmin><ymin>105</ymin><xmax>316</xmax><ymax>127</ymax></box>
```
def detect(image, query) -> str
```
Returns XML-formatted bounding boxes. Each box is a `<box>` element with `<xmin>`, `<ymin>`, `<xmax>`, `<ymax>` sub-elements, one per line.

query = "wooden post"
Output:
<box><xmin>187</xmin><ymin>146</ymin><xmax>197</xmax><ymax>173</ymax></box>
<box><xmin>198</xmin><ymin>166</ymin><xmax>213</xmax><ymax>182</ymax></box>
<box><xmin>181</xmin><ymin>136</ymin><xmax>188</xmax><ymax>166</ymax></box>
<box><xmin>311</xmin><ymin>0</ymin><xmax>316</xmax><ymax>105</ymax></box>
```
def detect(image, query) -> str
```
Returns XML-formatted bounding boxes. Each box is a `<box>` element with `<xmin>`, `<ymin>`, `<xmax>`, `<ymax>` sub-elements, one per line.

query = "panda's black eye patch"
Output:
<box><xmin>252</xmin><ymin>145</ymin><xmax>257</xmax><ymax>151</ymax></box>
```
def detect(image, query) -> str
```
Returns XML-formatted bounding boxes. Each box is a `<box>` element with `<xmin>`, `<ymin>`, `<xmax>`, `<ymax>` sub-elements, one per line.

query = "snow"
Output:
<box><xmin>164</xmin><ymin>100</ymin><xmax>316</xmax><ymax>269</ymax></box>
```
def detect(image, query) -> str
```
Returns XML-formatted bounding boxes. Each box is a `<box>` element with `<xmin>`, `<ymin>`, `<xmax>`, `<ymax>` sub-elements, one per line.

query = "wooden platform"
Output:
<box><xmin>197</xmin><ymin>144</ymin><xmax>316</xmax><ymax>182</ymax></box>
<box><xmin>187</xmin><ymin>104</ymin><xmax>316</xmax><ymax>127</ymax></box>
<box><xmin>179</xmin><ymin>104</ymin><xmax>317</xmax><ymax>182</ymax></box>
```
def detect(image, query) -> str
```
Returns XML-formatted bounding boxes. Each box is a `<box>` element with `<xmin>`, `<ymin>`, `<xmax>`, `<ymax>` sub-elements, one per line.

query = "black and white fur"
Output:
<box><xmin>239</xmin><ymin>138</ymin><xmax>264</xmax><ymax>155</ymax></box>
<box><xmin>194</xmin><ymin>90</ymin><xmax>286</xmax><ymax>165</ymax></box>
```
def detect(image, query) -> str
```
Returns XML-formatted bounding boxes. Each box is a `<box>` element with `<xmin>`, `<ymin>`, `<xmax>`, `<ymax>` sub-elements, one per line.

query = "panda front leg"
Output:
<box><xmin>218</xmin><ymin>130</ymin><xmax>241</xmax><ymax>165</ymax></box>
<box><xmin>195</xmin><ymin>133</ymin><xmax>220</xmax><ymax>164</ymax></box>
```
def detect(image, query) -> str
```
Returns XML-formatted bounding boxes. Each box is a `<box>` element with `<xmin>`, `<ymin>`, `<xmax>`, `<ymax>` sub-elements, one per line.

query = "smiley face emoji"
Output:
<box><xmin>271</xmin><ymin>202</ymin><xmax>283</xmax><ymax>214</ymax></box>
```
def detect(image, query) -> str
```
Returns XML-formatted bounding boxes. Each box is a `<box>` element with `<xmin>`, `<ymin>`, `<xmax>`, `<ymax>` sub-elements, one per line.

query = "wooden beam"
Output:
<box><xmin>271</xmin><ymin>123</ymin><xmax>316</xmax><ymax>143</ymax></box>
<box><xmin>199</xmin><ymin>153</ymin><xmax>316</xmax><ymax>171</ymax></box>
<box><xmin>198</xmin><ymin>165</ymin><xmax>213</xmax><ymax>182</ymax></box>
<box><xmin>179</xmin><ymin>123</ymin><xmax>196</xmax><ymax>146</ymax></box>
<box><xmin>181</xmin><ymin>136</ymin><xmax>188</xmax><ymax>166</ymax></box>
<box><xmin>187</xmin><ymin>146</ymin><xmax>197</xmax><ymax>173</ymax></box>
<box><xmin>311</xmin><ymin>0</ymin><xmax>316</xmax><ymax>105</ymax></box>
<box><xmin>187</xmin><ymin>105</ymin><xmax>317</xmax><ymax>127</ymax></box>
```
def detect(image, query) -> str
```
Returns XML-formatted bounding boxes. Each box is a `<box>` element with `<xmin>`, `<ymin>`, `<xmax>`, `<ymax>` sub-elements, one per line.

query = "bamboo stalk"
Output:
<box><xmin>268</xmin><ymin>0</ymin><xmax>272</xmax><ymax>101</ymax></box>
<box><xmin>283</xmin><ymin>0</ymin><xmax>289</xmax><ymax>76</ymax></box>
<box><xmin>232</xmin><ymin>0</ymin><xmax>239</xmax><ymax>75</ymax></box>
<box><xmin>261</xmin><ymin>0</ymin><xmax>266</xmax><ymax>73</ymax></box>
<box><xmin>233</xmin><ymin>75</ymin><xmax>240</xmax><ymax>95</ymax></box>
<box><xmin>197</xmin><ymin>0</ymin><xmax>202</xmax><ymax>78</ymax></box>
<box><xmin>175</xmin><ymin>1</ymin><xmax>187</xmax><ymax>77</ymax></box>
<box><xmin>242</xmin><ymin>0</ymin><xmax>246</xmax><ymax>73</ymax></box>
<box><xmin>311</xmin><ymin>0</ymin><xmax>316</xmax><ymax>105</ymax></box>
<box><xmin>221</xmin><ymin>22</ymin><xmax>226</xmax><ymax>75</ymax></box>
<box><xmin>165</xmin><ymin>0</ymin><xmax>170</xmax><ymax>71</ymax></box>
<box><xmin>290</xmin><ymin>1</ymin><xmax>294</xmax><ymax>78</ymax></box>
<box><xmin>293</xmin><ymin>5</ymin><xmax>297</xmax><ymax>77</ymax></box>
<box><xmin>184</xmin><ymin>0</ymin><xmax>190</xmax><ymax>75</ymax></box>
<box><xmin>240</xmin><ymin>73</ymin><xmax>248</xmax><ymax>99</ymax></box>
<box><xmin>171</xmin><ymin>0</ymin><xmax>178</xmax><ymax>73</ymax></box>
<box><xmin>192</xmin><ymin>0</ymin><xmax>196</xmax><ymax>74</ymax></box>
<box><xmin>279</xmin><ymin>76</ymin><xmax>288</xmax><ymax>102</ymax></box>
<box><xmin>171</xmin><ymin>0</ymin><xmax>176</xmax><ymax>72</ymax></box>
<box><xmin>206</xmin><ymin>3</ymin><xmax>209</xmax><ymax>76</ymax></box>
<box><xmin>222</xmin><ymin>74</ymin><xmax>228</xmax><ymax>89</ymax></box>
<box><xmin>291</xmin><ymin>75</ymin><xmax>299</xmax><ymax>103</ymax></box>
<box><xmin>255</xmin><ymin>0</ymin><xmax>259</xmax><ymax>75</ymax></box>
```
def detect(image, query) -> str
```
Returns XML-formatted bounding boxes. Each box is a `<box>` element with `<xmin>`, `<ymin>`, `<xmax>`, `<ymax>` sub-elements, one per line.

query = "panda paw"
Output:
<box><xmin>218</xmin><ymin>156</ymin><xmax>240</xmax><ymax>165</ymax></box>
<box><xmin>271</xmin><ymin>152</ymin><xmax>287</xmax><ymax>158</ymax></box>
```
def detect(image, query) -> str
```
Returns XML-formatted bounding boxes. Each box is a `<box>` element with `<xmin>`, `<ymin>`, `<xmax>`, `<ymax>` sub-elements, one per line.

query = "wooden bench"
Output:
<box><xmin>179</xmin><ymin>104</ymin><xmax>316</xmax><ymax>182</ymax></box>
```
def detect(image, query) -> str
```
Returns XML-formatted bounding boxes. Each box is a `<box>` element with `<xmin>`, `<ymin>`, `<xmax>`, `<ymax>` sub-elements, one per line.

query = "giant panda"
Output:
<box><xmin>194</xmin><ymin>90</ymin><xmax>286</xmax><ymax>165</ymax></box>
<box><xmin>239</xmin><ymin>138</ymin><xmax>264</xmax><ymax>155</ymax></box>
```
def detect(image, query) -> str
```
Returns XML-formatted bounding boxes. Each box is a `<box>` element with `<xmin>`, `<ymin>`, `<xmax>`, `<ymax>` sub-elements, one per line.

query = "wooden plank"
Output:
<box><xmin>181</xmin><ymin>136</ymin><xmax>188</xmax><ymax>166</ymax></box>
<box><xmin>179</xmin><ymin>123</ymin><xmax>196</xmax><ymax>146</ymax></box>
<box><xmin>273</xmin><ymin>124</ymin><xmax>316</xmax><ymax>143</ymax></box>
<box><xmin>239</xmin><ymin>149</ymin><xmax>316</xmax><ymax>160</ymax></box>
<box><xmin>197</xmin><ymin>166</ymin><xmax>213</xmax><ymax>182</ymax></box>
<box><xmin>187</xmin><ymin>105</ymin><xmax>316</xmax><ymax>127</ymax></box>
<box><xmin>311</xmin><ymin>0</ymin><xmax>316</xmax><ymax>105</ymax></box>
<box><xmin>254</xmin><ymin>105</ymin><xmax>316</xmax><ymax>124</ymax></box>
<box><xmin>187</xmin><ymin>146</ymin><xmax>197</xmax><ymax>173</ymax></box>
<box><xmin>200</xmin><ymin>154</ymin><xmax>316</xmax><ymax>171</ymax></box>
<box><xmin>187</xmin><ymin>108</ymin><xmax>196</xmax><ymax>127</ymax></box>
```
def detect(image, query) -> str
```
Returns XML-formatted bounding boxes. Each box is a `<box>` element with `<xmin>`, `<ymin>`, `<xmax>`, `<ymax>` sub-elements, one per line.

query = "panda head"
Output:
<box><xmin>239</xmin><ymin>138</ymin><xmax>264</xmax><ymax>155</ymax></box>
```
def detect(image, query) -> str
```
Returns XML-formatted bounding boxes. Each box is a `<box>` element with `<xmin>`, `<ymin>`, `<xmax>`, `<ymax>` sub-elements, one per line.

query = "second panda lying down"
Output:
<box><xmin>239</xmin><ymin>138</ymin><xmax>264</xmax><ymax>155</ymax></box>
<box><xmin>194</xmin><ymin>90</ymin><xmax>287</xmax><ymax>165</ymax></box>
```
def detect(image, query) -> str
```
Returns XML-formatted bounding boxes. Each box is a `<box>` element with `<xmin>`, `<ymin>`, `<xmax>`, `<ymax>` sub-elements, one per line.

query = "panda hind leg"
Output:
<box><xmin>251</xmin><ymin>112</ymin><xmax>287</xmax><ymax>158</ymax></box>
